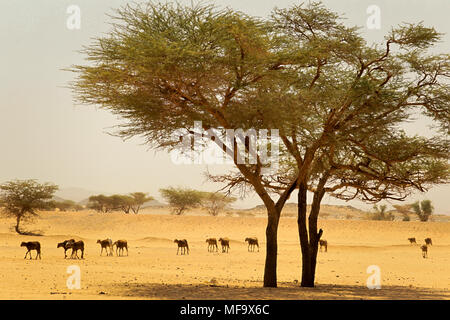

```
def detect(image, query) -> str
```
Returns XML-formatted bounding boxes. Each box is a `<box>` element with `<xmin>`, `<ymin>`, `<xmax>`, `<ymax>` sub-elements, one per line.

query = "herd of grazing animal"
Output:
<box><xmin>19</xmin><ymin>234</ymin><xmax>435</xmax><ymax>260</ymax></box>
<box><xmin>19</xmin><ymin>238</ymin><xmax>127</xmax><ymax>260</ymax></box>
<box><xmin>408</xmin><ymin>237</ymin><xmax>433</xmax><ymax>258</ymax></box>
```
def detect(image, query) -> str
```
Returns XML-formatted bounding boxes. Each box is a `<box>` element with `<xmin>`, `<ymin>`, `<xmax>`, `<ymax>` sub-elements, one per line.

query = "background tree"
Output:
<box><xmin>370</xmin><ymin>204</ymin><xmax>394</xmax><ymax>221</ymax></box>
<box><xmin>51</xmin><ymin>199</ymin><xmax>84</xmax><ymax>212</ymax></box>
<box><xmin>393</xmin><ymin>204</ymin><xmax>413</xmax><ymax>221</ymax></box>
<box><xmin>160</xmin><ymin>187</ymin><xmax>204</xmax><ymax>215</ymax></box>
<box><xmin>201</xmin><ymin>192</ymin><xmax>236</xmax><ymax>216</ymax></box>
<box><xmin>87</xmin><ymin>194</ymin><xmax>112</xmax><ymax>213</ymax></box>
<box><xmin>411</xmin><ymin>200</ymin><xmax>434</xmax><ymax>222</ymax></box>
<box><xmin>110</xmin><ymin>194</ymin><xmax>134</xmax><ymax>213</ymax></box>
<box><xmin>0</xmin><ymin>180</ymin><xmax>58</xmax><ymax>235</ymax></box>
<box><xmin>129</xmin><ymin>192</ymin><xmax>154</xmax><ymax>214</ymax></box>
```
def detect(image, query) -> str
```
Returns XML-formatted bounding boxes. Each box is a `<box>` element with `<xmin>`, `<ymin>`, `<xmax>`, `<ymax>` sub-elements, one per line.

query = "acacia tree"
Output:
<box><xmin>0</xmin><ymin>180</ymin><xmax>58</xmax><ymax>235</ymax></box>
<box><xmin>370</xmin><ymin>205</ymin><xmax>394</xmax><ymax>221</ymax></box>
<box><xmin>129</xmin><ymin>192</ymin><xmax>154</xmax><ymax>214</ymax></box>
<box><xmin>70</xmin><ymin>2</ymin><xmax>299</xmax><ymax>287</ymax></box>
<box><xmin>411</xmin><ymin>200</ymin><xmax>434</xmax><ymax>221</ymax></box>
<box><xmin>87</xmin><ymin>194</ymin><xmax>112</xmax><ymax>213</ymax></box>
<box><xmin>262</xmin><ymin>2</ymin><xmax>450</xmax><ymax>286</ymax></box>
<box><xmin>201</xmin><ymin>192</ymin><xmax>236</xmax><ymax>216</ymax></box>
<box><xmin>159</xmin><ymin>187</ymin><xmax>204</xmax><ymax>215</ymax></box>
<box><xmin>52</xmin><ymin>200</ymin><xmax>84</xmax><ymax>212</ymax></box>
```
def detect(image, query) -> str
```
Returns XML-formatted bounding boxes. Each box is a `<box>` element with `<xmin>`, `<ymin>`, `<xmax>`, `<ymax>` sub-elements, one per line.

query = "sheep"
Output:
<box><xmin>206</xmin><ymin>238</ymin><xmax>218</xmax><ymax>252</ymax></box>
<box><xmin>408</xmin><ymin>237</ymin><xmax>417</xmax><ymax>244</ymax></box>
<box><xmin>421</xmin><ymin>245</ymin><xmax>428</xmax><ymax>258</ymax></box>
<box><xmin>218</xmin><ymin>238</ymin><xmax>230</xmax><ymax>253</ymax></box>
<box><xmin>66</xmin><ymin>240</ymin><xmax>85</xmax><ymax>259</ymax></box>
<box><xmin>97</xmin><ymin>238</ymin><xmax>113</xmax><ymax>256</ymax></box>
<box><xmin>319</xmin><ymin>239</ymin><xmax>328</xmax><ymax>252</ymax></box>
<box><xmin>113</xmin><ymin>240</ymin><xmax>128</xmax><ymax>256</ymax></box>
<box><xmin>245</xmin><ymin>237</ymin><xmax>259</xmax><ymax>252</ymax></box>
<box><xmin>174</xmin><ymin>239</ymin><xmax>189</xmax><ymax>255</ymax></box>
<box><xmin>21</xmin><ymin>241</ymin><xmax>41</xmax><ymax>260</ymax></box>
<box><xmin>425</xmin><ymin>238</ymin><xmax>433</xmax><ymax>246</ymax></box>
<box><xmin>57</xmin><ymin>239</ymin><xmax>75</xmax><ymax>258</ymax></box>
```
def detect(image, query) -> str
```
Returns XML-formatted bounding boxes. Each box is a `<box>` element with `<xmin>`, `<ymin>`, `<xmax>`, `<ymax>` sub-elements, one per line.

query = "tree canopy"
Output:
<box><xmin>0</xmin><ymin>179</ymin><xmax>58</xmax><ymax>235</ymax></box>
<box><xmin>159</xmin><ymin>187</ymin><xmax>204</xmax><ymax>215</ymax></box>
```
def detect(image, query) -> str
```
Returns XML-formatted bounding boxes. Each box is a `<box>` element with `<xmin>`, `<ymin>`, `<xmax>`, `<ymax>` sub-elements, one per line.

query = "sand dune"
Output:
<box><xmin>0</xmin><ymin>210</ymin><xmax>448</xmax><ymax>300</ymax></box>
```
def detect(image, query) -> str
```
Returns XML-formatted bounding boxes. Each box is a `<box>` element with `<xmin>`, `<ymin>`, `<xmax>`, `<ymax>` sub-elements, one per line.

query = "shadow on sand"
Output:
<box><xmin>108</xmin><ymin>282</ymin><xmax>449</xmax><ymax>300</ymax></box>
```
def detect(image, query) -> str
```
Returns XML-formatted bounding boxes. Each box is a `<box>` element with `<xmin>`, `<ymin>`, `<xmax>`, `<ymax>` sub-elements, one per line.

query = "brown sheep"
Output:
<box><xmin>218</xmin><ymin>238</ymin><xmax>230</xmax><ymax>253</ymax></box>
<box><xmin>174</xmin><ymin>239</ymin><xmax>189</xmax><ymax>255</ymax></box>
<box><xmin>425</xmin><ymin>238</ymin><xmax>433</xmax><ymax>246</ymax></box>
<box><xmin>421</xmin><ymin>245</ymin><xmax>428</xmax><ymax>258</ymax></box>
<box><xmin>206</xmin><ymin>238</ymin><xmax>218</xmax><ymax>252</ymax></box>
<box><xmin>67</xmin><ymin>240</ymin><xmax>85</xmax><ymax>259</ymax></box>
<box><xmin>57</xmin><ymin>239</ymin><xmax>75</xmax><ymax>258</ymax></box>
<box><xmin>408</xmin><ymin>237</ymin><xmax>417</xmax><ymax>244</ymax></box>
<box><xmin>21</xmin><ymin>241</ymin><xmax>41</xmax><ymax>260</ymax></box>
<box><xmin>245</xmin><ymin>237</ymin><xmax>259</xmax><ymax>252</ymax></box>
<box><xmin>97</xmin><ymin>239</ymin><xmax>113</xmax><ymax>256</ymax></box>
<box><xmin>113</xmin><ymin>240</ymin><xmax>128</xmax><ymax>256</ymax></box>
<box><xmin>319</xmin><ymin>239</ymin><xmax>328</xmax><ymax>252</ymax></box>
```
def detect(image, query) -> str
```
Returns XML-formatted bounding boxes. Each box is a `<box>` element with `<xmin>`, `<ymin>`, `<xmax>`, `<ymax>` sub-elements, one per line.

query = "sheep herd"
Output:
<box><xmin>19</xmin><ymin>235</ymin><xmax>434</xmax><ymax>260</ymax></box>
<box><xmin>19</xmin><ymin>236</ymin><xmax>259</xmax><ymax>259</ymax></box>
<box><xmin>408</xmin><ymin>237</ymin><xmax>433</xmax><ymax>258</ymax></box>
<box><xmin>19</xmin><ymin>238</ymin><xmax>128</xmax><ymax>260</ymax></box>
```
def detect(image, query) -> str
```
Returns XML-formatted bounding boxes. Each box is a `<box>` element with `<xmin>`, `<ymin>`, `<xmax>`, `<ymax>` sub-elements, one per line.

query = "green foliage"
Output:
<box><xmin>393</xmin><ymin>204</ymin><xmax>412</xmax><ymax>221</ymax></box>
<box><xmin>370</xmin><ymin>204</ymin><xmax>395</xmax><ymax>221</ymax></box>
<box><xmin>411</xmin><ymin>200</ymin><xmax>434</xmax><ymax>222</ymax></box>
<box><xmin>129</xmin><ymin>192</ymin><xmax>154</xmax><ymax>214</ymax></box>
<box><xmin>87</xmin><ymin>194</ymin><xmax>112</xmax><ymax>213</ymax></box>
<box><xmin>201</xmin><ymin>192</ymin><xmax>236</xmax><ymax>216</ymax></box>
<box><xmin>88</xmin><ymin>193</ymin><xmax>153</xmax><ymax>214</ymax></box>
<box><xmin>51</xmin><ymin>200</ymin><xmax>83</xmax><ymax>212</ymax></box>
<box><xmin>0</xmin><ymin>179</ymin><xmax>58</xmax><ymax>234</ymax></box>
<box><xmin>159</xmin><ymin>187</ymin><xmax>204</xmax><ymax>215</ymax></box>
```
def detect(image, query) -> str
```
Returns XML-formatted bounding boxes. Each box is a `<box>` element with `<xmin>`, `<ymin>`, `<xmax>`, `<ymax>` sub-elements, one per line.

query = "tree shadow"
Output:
<box><xmin>16</xmin><ymin>228</ymin><xmax>44</xmax><ymax>236</ymax></box>
<box><xmin>107</xmin><ymin>282</ymin><xmax>449</xmax><ymax>300</ymax></box>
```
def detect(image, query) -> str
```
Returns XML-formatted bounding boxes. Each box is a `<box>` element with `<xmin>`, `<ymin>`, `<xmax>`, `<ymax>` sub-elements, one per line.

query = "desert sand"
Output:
<box><xmin>0</xmin><ymin>209</ymin><xmax>449</xmax><ymax>300</ymax></box>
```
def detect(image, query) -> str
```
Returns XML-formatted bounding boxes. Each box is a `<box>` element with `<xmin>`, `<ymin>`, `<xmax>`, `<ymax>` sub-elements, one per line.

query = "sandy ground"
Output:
<box><xmin>0</xmin><ymin>210</ymin><xmax>449</xmax><ymax>300</ymax></box>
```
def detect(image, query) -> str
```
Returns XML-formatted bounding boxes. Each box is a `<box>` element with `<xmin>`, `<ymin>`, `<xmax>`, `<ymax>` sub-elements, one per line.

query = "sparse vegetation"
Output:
<box><xmin>201</xmin><ymin>192</ymin><xmax>236</xmax><ymax>216</ymax></box>
<box><xmin>51</xmin><ymin>200</ymin><xmax>83</xmax><ymax>212</ymax></box>
<box><xmin>160</xmin><ymin>187</ymin><xmax>204</xmax><ymax>215</ymax></box>
<box><xmin>411</xmin><ymin>200</ymin><xmax>434</xmax><ymax>222</ymax></box>
<box><xmin>0</xmin><ymin>180</ymin><xmax>58</xmax><ymax>235</ymax></box>
<box><xmin>129</xmin><ymin>192</ymin><xmax>154</xmax><ymax>214</ymax></box>
<box><xmin>87</xmin><ymin>193</ymin><xmax>153</xmax><ymax>214</ymax></box>
<box><xmin>370</xmin><ymin>205</ymin><xmax>395</xmax><ymax>221</ymax></box>
<box><xmin>394</xmin><ymin>204</ymin><xmax>413</xmax><ymax>221</ymax></box>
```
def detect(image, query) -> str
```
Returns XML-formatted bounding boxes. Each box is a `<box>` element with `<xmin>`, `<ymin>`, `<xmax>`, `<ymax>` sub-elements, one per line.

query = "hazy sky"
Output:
<box><xmin>0</xmin><ymin>0</ymin><xmax>449</xmax><ymax>213</ymax></box>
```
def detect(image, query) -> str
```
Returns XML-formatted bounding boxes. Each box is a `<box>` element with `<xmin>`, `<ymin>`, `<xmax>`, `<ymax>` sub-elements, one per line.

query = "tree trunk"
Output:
<box><xmin>15</xmin><ymin>215</ymin><xmax>22</xmax><ymax>234</ymax></box>
<box><xmin>297</xmin><ymin>177</ymin><xmax>326</xmax><ymax>287</ymax></box>
<box><xmin>263</xmin><ymin>207</ymin><xmax>281</xmax><ymax>287</ymax></box>
<box><xmin>297</xmin><ymin>180</ymin><xmax>314</xmax><ymax>287</ymax></box>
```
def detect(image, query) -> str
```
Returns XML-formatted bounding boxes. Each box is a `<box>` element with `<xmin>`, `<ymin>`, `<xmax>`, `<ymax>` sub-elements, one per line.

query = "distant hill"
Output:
<box><xmin>55</xmin><ymin>187</ymin><xmax>102</xmax><ymax>203</ymax></box>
